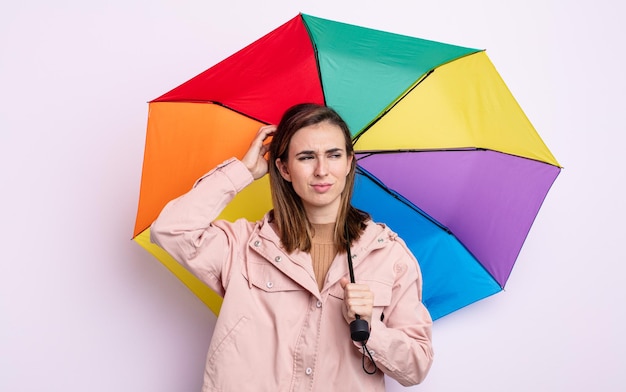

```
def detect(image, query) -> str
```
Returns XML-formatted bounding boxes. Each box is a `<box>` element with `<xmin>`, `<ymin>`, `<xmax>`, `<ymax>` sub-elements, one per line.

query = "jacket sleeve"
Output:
<box><xmin>149</xmin><ymin>158</ymin><xmax>254</xmax><ymax>296</ymax></box>
<box><xmin>365</xmin><ymin>241</ymin><xmax>434</xmax><ymax>386</ymax></box>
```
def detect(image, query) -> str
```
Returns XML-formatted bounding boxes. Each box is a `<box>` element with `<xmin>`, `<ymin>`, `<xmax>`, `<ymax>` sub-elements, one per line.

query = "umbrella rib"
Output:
<box><xmin>352</xmin><ymin>69</ymin><xmax>435</xmax><ymax>143</ymax></box>
<box><xmin>301</xmin><ymin>15</ymin><xmax>328</xmax><ymax>106</ymax></box>
<box><xmin>355</xmin><ymin>148</ymin><xmax>563</xmax><ymax>168</ymax></box>
<box><xmin>175</xmin><ymin>100</ymin><xmax>272</xmax><ymax>125</ymax></box>
<box><xmin>352</xmin><ymin>50</ymin><xmax>484</xmax><ymax>143</ymax></box>
<box><xmin>355</xmin><ymin>147</ymin><xmax>480</xmax><ymax>156</ymax></box>
<box><xmin>356</xmin><ymin>165</ymin><xmax>507</xmax><ymax>292</ymax></box>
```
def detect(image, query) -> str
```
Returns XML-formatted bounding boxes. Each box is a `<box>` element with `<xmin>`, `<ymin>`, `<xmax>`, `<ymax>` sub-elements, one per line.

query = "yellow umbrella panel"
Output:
<box><xmin>355</xmin><ymin>51</ymin><xmax>560</xmax><ymax>168</ymax></box>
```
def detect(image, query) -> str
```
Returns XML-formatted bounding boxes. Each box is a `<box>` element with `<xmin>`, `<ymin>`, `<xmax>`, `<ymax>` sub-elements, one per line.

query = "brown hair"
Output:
<box><xmin>268</xmin><ymin>103</ymin><xmax>369</xmax><ymax>253</ymax></box>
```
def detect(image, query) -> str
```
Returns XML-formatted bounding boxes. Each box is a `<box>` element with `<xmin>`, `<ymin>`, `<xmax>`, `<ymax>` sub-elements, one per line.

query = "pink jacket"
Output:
<box><xmin>151</xmin><ymin>159</ymin><xmax>434</xmax><ymax>391</ymax></box>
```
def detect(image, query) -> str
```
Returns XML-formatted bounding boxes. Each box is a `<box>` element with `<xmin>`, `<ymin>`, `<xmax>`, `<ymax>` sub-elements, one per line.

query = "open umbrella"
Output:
<box><xmin>133</xmin><ymin>14</ymin><xmax>560</xmax><ymax>320</ymax></box>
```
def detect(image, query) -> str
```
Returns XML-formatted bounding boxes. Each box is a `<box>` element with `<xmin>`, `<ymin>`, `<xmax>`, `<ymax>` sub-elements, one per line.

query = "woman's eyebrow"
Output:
<box><xmin>295</xmin><ymin>147</ymin><xmax>344</xmax><ymax>156</ymax></box>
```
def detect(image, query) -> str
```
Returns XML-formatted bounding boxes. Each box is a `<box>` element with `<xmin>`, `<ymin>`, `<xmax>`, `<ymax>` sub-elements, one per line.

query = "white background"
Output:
<box><xmin>1</xmin><ymin>0</ymin><xmax>624</xmax><ymax>391</ymax></box>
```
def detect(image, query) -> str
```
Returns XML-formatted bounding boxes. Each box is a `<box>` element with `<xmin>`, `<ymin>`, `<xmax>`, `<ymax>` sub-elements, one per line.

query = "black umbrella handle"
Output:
<box><xmin>350</xmin><ymin>318</ymin><xmax>370</xmax><ymax>342</ymax></box>
<box><xmin>346</xmin><ymin>237</ymin><xmax>370</xmax><ymax>342</ymax></box>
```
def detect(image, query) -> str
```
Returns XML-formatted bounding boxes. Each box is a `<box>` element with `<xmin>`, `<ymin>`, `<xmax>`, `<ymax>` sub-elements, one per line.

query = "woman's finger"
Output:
<box><xmin>242</xmin><ymin>125</ymin><xmax>276</xmax><ymax>180</ymax></box>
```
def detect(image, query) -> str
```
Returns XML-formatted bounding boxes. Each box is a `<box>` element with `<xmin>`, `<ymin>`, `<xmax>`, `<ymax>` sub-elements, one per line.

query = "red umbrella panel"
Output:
<box><xmin>133</xmin><ymin>14</ymin><xmax>561</xmax><ymax>320</ymax></box>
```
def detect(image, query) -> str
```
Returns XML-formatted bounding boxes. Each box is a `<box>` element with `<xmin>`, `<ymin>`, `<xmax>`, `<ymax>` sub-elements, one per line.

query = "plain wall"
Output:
<box><xmin>1</xmin><ymin>0</ymin><xmax>624</xmax><ymax>391</ymax></box>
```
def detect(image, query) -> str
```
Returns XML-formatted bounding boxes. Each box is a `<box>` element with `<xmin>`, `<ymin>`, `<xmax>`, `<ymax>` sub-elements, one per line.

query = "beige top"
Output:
<box><xmin>310</xmin><ymin>222</ymin><xmax>337</xmax><ymax>292</ymax></box>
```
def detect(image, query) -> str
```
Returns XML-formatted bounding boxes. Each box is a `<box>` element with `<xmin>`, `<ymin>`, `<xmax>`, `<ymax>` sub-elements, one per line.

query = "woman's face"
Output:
<box><xmin>275</xmin><ymin>121</ymin><xmax>353</xmax><ymax>223</ymax></box>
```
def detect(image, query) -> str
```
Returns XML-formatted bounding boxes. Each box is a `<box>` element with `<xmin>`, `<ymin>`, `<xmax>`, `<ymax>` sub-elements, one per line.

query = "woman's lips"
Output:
<box><xmin>311</xmin><ymin>183</ymin><xmax>332</xmax><ymax>192</ymax></box>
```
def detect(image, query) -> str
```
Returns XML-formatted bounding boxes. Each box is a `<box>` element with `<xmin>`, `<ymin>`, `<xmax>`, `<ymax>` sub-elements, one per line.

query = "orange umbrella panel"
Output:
<box><xmin>133</xmin><ymin>102</ymin><xmax>264</xmax><ymax>237</ymax></box>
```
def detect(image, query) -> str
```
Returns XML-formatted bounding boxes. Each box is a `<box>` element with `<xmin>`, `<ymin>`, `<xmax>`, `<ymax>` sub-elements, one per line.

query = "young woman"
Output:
<box><xmin>151</xmin><ymin>103</ymin><xmax>434</xmax><ymax>391</ymax></box>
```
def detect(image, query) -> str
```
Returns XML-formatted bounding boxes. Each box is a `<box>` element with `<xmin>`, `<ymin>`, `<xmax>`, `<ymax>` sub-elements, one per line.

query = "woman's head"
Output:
<box><xmin>268</xmin><ymin>103</ymin><xmax>367</xmax><ymax>252</ymax></box>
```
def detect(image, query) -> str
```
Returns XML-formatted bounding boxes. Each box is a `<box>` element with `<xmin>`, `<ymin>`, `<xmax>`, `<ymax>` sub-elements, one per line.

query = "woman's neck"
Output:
<box><xmin>310</xmin><ymin>222</ymin><xmax>335</xmax><ymax>243</ymax></box>
<box><xmin>305</xmin><ymin>206</ymin><xmax>339</xmax><ymax>225</ymax></box>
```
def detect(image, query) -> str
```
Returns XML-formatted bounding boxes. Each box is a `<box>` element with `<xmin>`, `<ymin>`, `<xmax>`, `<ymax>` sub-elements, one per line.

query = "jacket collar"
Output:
<box><xmin>249</xmin><ymin>214</ymin><xmax>320</xmax><ymax>297</ymax></box>
<box><xmin>249</xmin><ymin>213</ymin><xmax>395</xmax><ymax>298</ymax></box>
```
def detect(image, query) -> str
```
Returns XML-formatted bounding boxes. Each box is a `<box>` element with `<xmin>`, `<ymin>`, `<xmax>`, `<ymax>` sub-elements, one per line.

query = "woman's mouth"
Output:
<box><xmin>311</xmin><ymin>183</ymin><xmax>332</xmax><ymax>193</ymax></box>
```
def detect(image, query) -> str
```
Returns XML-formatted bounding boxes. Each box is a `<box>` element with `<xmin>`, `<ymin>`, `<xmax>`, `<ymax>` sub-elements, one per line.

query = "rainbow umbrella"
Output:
<box><xmin>133</xmin><ymin>14</ymin><xmax>560</xmax><ymax>320</ymax></box>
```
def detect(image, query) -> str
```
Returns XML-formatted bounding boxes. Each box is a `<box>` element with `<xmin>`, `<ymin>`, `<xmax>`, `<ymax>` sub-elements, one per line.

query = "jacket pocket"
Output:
<box><xmin>243</xmin><ymin>261</ymin><xmax>304</xmax><ymax>293</ymax></box>
<box><xmin>207</xmin><ymin>315</ymin><xmax>249</xmax><ymax>366</ymax></box>
<box><xmin>329</xmin><ymin>279</ymin><xmax>393</xmax><ymax>326</ymax></box>
<box><xmin>365</xmin><ymin>279</ymin><xmax>393</xmax><ymax>307</ymax></box>
<box><xmin>328</xmin><ymin>279</ymin><xmax>393</xmax><ymax>307</ymax></box>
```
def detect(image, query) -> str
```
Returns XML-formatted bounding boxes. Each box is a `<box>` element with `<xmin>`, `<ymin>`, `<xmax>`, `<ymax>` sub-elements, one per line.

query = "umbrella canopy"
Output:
<box><xmin>133</xmin><ymin>14</ymin><xmax>560</xmax><ymax>320</ymax></box>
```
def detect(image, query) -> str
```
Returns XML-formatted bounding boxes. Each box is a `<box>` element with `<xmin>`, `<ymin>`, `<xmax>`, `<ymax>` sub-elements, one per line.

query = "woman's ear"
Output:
<box><xmin>275</xmin><ymin>158</ymin><xmax>291</xmax><ymax>182</ymax></box>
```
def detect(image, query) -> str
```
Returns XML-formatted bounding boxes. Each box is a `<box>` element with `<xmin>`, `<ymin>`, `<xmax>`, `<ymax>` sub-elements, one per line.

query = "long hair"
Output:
<box><xmin>268</xmin><ymin>103</ymin><xmax>369</xmax><ymax>253</ymax></box>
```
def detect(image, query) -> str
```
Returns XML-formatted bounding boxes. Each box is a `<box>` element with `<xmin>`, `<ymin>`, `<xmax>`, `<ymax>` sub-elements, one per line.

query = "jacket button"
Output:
<box><xmin>305</xmin><ymin>367</ymin><xmax>312</xmax><ymax>375</ymax></box>
<box><xmin>266</xmin><ymin>282</ymin><xmax>274</xmax><ymax>289</ymax></box>
<box><xmin>253</xmin><ymin>240</ymin><xmax>261</xmax><ymax>247</ymax></box>
<box><xmin>316</xmin><ymin>300</ymin><xmax>322</xmax><ymax>308</ymax></box>
<box><xmin>378</xmin><ymin>238</ymin><xmax>384</xmax><ymax>243</ymax></box>
<box><xmin>274</xmin><ymin>256</ymin><xmax>282</xmax><ymax>262</ymax></box>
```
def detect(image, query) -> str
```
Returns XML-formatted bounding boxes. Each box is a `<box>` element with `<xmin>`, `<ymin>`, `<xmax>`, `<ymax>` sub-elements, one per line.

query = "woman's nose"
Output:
<box><xmin>314</xmin><ymin>158</ymin><xmax>328</xmax><ymax>176</ymax></box>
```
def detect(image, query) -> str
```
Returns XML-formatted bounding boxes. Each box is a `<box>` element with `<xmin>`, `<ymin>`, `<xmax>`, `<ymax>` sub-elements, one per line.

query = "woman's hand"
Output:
<box><xmin>241</xmin><ymin>125</ymin><xmax>276</xmax><ymax>180</ymax></box>
<box><xmin>340</xmin><ymin>278</ymin><xmax>374</xmax><ymax>326</ymax></box>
